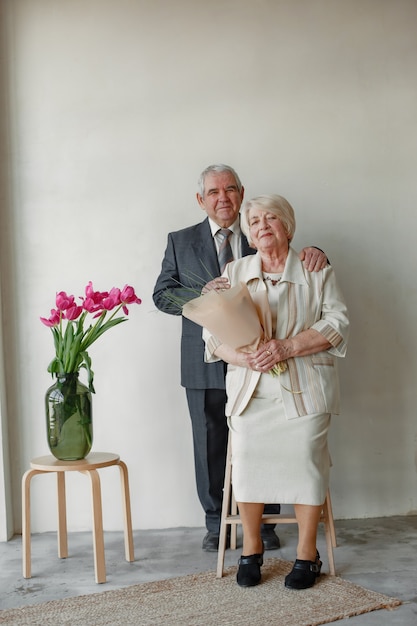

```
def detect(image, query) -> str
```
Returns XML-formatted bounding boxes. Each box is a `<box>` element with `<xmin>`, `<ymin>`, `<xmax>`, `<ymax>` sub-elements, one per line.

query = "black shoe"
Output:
<box><xmin>202</xmin><ymin>531</ymin><xmax>231</xmax><ymax>552</ymax></box>
<box><xmin>260</xmin><ymin>528</ymin><xmax>281</xmax><ymax>550</ymax></box>
<box><xmin>284</xmin><ymin>550</ymin><xmax>322</xmax><ymax>589</ymax></box>
<box><xmin>236</xmin><ymin>553</ymin><xmax>264</xmax><ymax>587</ymax></box>
<box><xmin>202</xmin><ymin>532</ymin><xmax>219</xmax><ymax>552</ymax></box>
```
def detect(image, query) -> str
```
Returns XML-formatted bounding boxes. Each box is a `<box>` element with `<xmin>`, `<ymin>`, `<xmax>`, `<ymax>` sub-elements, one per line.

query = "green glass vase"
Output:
<box><xmin>45</xmin><ymin>372</ymin><xmax>93</xmax><ymax>460</ymax></box>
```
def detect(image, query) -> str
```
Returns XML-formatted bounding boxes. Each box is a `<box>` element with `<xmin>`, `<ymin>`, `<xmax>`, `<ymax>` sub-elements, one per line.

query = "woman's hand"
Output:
<box><xmin>247</xmin><ymin>340</ymin><xmax>292</xmax><ymax>372</ymax></box>
<box><xmin>248</xmin><ymin>330</ymin><xmax>332</xmax><ymax>372</ymax></box>
<box><xmin>201</xmin><ymin>277</ymin><xmax>230</xmax><ymax>294</ymax></box>
<box><xmin>214</xmin><ymin>344</ymin><xmax>257</xmax><ymax>370</ymax></box>
<box><xmin>216</xmin><ymin>331</ymin><xmax>331</xmax><ymax>372</ymax></box>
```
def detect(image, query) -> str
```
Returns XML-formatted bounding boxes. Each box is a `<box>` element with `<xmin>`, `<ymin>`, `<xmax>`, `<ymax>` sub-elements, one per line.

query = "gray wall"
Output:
<box><xmin>1</xmin><ymin>0</ymin><xmax>416</xmax><ymax>535</ymax></box>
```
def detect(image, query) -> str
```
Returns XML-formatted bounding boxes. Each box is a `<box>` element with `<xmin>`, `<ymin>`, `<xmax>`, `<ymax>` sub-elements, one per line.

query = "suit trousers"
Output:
<box><xmin>185</xmin><ymin>387</ymin><xmax>281</xmax><ymax>535</ymax></box>
<box><xmin>186</xmin><ymin>388</ymin><xmax>228</xmax><ymax>534</ymax></box>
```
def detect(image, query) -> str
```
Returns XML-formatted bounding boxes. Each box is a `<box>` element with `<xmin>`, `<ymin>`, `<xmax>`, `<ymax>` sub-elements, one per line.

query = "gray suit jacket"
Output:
<box><xmin>153</xmin><ymin>217</ymin><xmax>255</xmax><ymax>389</ymax></box>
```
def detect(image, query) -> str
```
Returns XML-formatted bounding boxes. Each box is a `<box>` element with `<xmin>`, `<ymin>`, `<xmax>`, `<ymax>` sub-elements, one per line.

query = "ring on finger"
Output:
<box><xmin>265</xmin><ymin>350</ymin><xmax>272</xmax><ymax>356</ymax></box>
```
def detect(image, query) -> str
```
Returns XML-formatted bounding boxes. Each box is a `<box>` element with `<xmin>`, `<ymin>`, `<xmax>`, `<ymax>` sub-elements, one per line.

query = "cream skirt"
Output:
<box><xmin>228</xmin><ymin>372</ymin><xmax>331</xmax><ymax>505</ymax></box>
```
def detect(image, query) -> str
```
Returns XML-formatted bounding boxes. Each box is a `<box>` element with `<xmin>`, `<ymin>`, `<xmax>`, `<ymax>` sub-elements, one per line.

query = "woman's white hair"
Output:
<box><xmin>241</xmin><ymin>194</ymin><xmax>296</xmax><ymax>246</ymax></box>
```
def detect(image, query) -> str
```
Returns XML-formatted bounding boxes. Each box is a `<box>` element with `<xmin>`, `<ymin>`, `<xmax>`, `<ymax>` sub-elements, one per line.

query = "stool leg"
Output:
<box><xmin>325</xmin><ymin>489</ymin><xmax>337</xmax><ymax>548</ymax></box>
<box><xmin>22</xmin><ymin>469</ymin><xmax>43</xmax><ymax>578</ymax></box>
<box><xmin>324</xmin><ymin>520</ymin><xmax>336</xmax><ymax>575</ymax></box>
<box><xmin>56</xmin><ymin>473</ymin><xmax>68</xmax><ymax>558</ymax></box>
<box><xmin>230</xmin><ymin>494</ymin><xmax>238</xmax><ymax>550</ymax></box>
<box><xmin>117</xmin><ymin>460</ymin><xmax>134</xmax><ymax>562</ymax></box>
<box><xmin>82</xmin><ymin>469</ymin><xmax>106</xmax><ymax>584</ymax></box>
<box><xmin>322</xmin><ymin>493</ymin><xmax>336</xmax><ymax>576</ymax></box>
<box><xmin>217</xmin><ymin>437</ymin><xmax>233</xmax><ymax>578</ymax></box>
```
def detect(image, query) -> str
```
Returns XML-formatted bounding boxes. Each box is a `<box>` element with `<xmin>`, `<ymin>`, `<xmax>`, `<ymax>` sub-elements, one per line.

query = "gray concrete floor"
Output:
<box><xmin>0</xmin><ymin>516</ymin><xmax>416</xmax><ymax>624</ymax></box>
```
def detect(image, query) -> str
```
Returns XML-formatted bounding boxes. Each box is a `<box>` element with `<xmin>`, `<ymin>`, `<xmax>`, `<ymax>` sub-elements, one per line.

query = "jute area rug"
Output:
<box><xmin>0</xmin><ymin>559</ymin><xmax>401</xmax><ymax>626</ymax></box>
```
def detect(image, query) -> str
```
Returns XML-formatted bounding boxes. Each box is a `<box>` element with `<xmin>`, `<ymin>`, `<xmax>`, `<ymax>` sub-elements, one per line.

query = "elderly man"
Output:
<box><xmin>153</xmin><ymin>164</ymin><xmax>327</xmax><ymax>551</ymax></box>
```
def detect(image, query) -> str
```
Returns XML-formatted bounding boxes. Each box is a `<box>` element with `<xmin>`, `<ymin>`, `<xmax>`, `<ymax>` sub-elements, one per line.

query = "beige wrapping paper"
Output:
<box><xmin>182</xmin><ymin>282</ymin><xmax>272</xmax><ymax>351</ymax></box>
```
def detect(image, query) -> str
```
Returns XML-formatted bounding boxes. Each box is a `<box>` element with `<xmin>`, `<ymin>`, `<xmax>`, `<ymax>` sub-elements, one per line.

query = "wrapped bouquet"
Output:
<box><xmin>182</xmin><ymin>282</ymin><xmax>286</xmax><ymax>376</ymax></box>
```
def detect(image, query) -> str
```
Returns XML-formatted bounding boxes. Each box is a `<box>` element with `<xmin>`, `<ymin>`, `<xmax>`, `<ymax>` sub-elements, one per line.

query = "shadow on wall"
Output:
<box><xmin>0</xmin><ymin>6</ymin><xmax>20</xmax><ymax>539</ymax></box>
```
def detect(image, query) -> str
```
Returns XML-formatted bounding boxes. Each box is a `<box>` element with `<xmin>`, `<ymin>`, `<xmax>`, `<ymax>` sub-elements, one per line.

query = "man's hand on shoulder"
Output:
<box><xmin>201</xmin><ymin>277</ymin><xmax>231</xmax><ymax>294</ymax></box>
<box><xmin>299</xmin><ymin>247</ymin><xmax>328</xmax><ymax>272</ymax></box>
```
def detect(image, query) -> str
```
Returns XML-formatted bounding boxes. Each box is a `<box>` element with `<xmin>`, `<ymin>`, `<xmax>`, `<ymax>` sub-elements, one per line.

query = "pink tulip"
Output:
<box><xmin>121</xmin><ymin>285</ymin><xmax>142</xmax><ymax>305</ymax></box>
<box><xmin>109</xmin><ymin>287</ymin><xmax>122</xmax><ymax>303</ymax></box>
<box><xmin>56</xmin><ymin>291</ymin><xmax>75</xmax><ymax>311</ymax></box>
<box><xmin>119</xmin><ymin>285</ymin><xmax>141</xmax><ymax>315</ymax></box>
<box><xmin>102</xmin><ymin>287</ymin><xmax>122</xmax><ymax>311</ymax></box>
<box><xmin>65</xmin><ymin>304</ymin><xmax>83</xmax><ymax>320</ymax></box>
<box><xmin>85</xmin><ymin>281</ymin><xmax>108</xmax><ymax>304</ymax></box>
<box><xmin>83</xmin><ymin>297</ymin><xmax>102</xmax><ymax>314</ymax></box>
<box><xmin>83</xmin><ymin>282</ymin><xmax>108</xmax><ymax>314</ymax></box>
<box><xmin>40</xmin><ymin>309</ymin><xmax>61</xmax><ymax>327</ymax></box>
<box><xmin>102</xmin><ymin>298</ymin><xmax>118</xmax><ymax>311</ymax></box>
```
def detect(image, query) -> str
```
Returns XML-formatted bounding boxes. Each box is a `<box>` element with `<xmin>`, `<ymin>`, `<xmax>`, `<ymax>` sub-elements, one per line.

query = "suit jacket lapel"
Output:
<box><xmin>241</xmin><ymin>234</ymin><xmax>255</xmax><ymax>257</ymax></box>
<box><xmin>190</xmin><ymin>218</ymin><xmax>255</xmax><ymax>281</ymax></box>
<box><xmin>190</xmin><ymin>218</ymin><xmax>220</xmax><ymax>280</ymax></box>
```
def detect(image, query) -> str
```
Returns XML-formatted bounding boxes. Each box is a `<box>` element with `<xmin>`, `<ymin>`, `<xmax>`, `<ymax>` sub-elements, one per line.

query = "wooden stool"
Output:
<box><xmin>22</xmin><ymin>452</ymin><xmax>134</xmax><ymax>584</ymax></box>
<box><xmin>216</xmin><ymin>436</ymin><xmax>337</xmax><ymax>578</ymax></box>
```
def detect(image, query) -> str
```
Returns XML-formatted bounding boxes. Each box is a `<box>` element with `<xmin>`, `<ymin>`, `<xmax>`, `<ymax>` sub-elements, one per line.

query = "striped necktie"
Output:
<box><xmin>218</xmin><ymin>228</ymin><xmax>234</xmax><ymax>274</ymax></box>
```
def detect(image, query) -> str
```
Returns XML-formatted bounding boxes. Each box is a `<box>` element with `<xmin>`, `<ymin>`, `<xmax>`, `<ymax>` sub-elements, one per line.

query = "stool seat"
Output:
<box><xmin>217</xmin><ymin>435</ymin><xmax>337</xmax><ymax>578</ymax></box>
<box><xmin>30</xmin><ymin>452</ymin><xmax>121</xmax><ymax>472</ymax></box>
<box><xmin>22</xmin><ymin>452</ymin><xmax>135</xmax><ymax>584</ymax></box>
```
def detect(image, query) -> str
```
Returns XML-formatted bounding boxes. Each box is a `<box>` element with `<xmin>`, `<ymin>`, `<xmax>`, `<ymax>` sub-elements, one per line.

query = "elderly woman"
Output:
<box><xmin>203</xmin><ymin>194</ymin><xmax>349</xmax><ymax>590</ymax></box>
